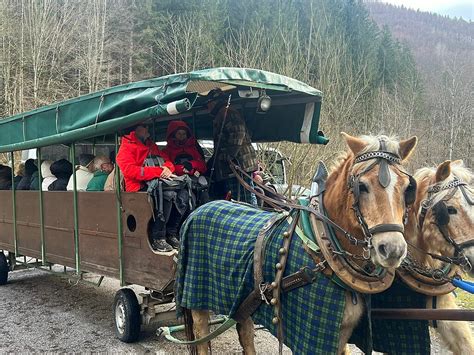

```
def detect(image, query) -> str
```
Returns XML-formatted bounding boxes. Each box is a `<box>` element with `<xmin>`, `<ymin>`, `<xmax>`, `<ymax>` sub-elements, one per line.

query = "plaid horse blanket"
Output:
<box><xmin>176</xmin><ymin>200</ymin><xmax>347</xmax><ymax>354</ymax></box>
<box><xmin>350</xmin><ymin>280</ymin><xmax>431</xmax><ymax>354</ymax></box>
<box><xmin>176</xmin><ymin>200</ymin><xmax>432</xmax><ymax>354</ymax></box>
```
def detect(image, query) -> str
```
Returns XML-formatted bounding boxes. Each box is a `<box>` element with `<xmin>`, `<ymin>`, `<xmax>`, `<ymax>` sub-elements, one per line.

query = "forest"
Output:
<box><xmin>0</xmin><ymin>0</ymin><xmax>471</xmax><ymax>187</ymax></box>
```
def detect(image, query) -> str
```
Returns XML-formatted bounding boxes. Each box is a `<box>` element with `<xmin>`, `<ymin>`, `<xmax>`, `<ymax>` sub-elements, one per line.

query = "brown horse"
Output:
<box><xmin>401</xmin><ymin>160</ymin><xmax>474</xmax><ymax>355</ymax></box>
<box><xmin>183</xmin><ymin>133</ymin><xmax>418</xmax><ymax>354</ymax></box>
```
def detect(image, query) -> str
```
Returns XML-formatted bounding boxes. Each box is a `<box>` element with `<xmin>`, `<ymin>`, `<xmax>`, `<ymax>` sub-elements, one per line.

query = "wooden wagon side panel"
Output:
<box><xmin>15</xmin><ymin>191</ymin><xmax>42</xmax><ymax>258</ymax></box>
<box><xmin>121</xmin><ymin>192</ymin><xmax>176</xmax><ymax>291</ymax></box>
<box><xmin>43</xmin><ymin>191</ymin><xmax>75</xmax><ymax>267</ymax></box>
<box><xmin>0</xmin><ymin>191</ymin><xmax>14</xmax><ymax>250</ymax></box>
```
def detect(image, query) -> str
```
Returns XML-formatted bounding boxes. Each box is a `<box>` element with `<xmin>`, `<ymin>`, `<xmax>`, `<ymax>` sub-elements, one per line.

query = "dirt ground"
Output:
<box><xmin>0</xmin><ymin>265</ymin><xmax>468</xmax><ymax>354</ymax></box>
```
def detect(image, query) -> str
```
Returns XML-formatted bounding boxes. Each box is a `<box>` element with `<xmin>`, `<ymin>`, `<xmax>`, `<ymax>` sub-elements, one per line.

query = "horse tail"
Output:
<box><xmin>183</xmin><ymin>308</ymin><xmax>198</xmax><ymax>355</ymax></box>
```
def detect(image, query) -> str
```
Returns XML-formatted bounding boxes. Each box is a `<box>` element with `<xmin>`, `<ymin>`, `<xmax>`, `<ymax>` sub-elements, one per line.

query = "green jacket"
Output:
<box><xmin>86</xmin><ymin>171</ymin><xmax>109</xmax><ymax>191</ymax></box>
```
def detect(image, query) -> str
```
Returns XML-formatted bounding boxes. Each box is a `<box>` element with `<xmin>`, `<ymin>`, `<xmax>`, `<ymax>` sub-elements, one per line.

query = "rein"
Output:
<box><xmin>229</xmin><ymin>138</ymin><xmax>414</xmax><ymax>290</ymax></box>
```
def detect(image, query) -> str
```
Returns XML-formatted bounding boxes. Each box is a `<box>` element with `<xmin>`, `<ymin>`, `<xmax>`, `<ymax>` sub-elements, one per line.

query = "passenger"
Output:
<box><xmin>163</xmin><ymin>120</ymin><xmax>207</xmax><ymax>176</ymax></box>
<box><xmin>40</xmin><ymin>161</ymin><xmax>57</xmax><ymax>191</ymax></box>
<box><xmin>116</xmin><ymin>124</ymin><xmax>185</xmax><ymax>252</ymax></box>
<box><xmin>104</xmin><ymin>151</ymin><xmax>124</xmax><ymax>191</ymax></box>
<box><xmin>48</xmin><ymin>159</ymin><xmax>73</xmax><ymax>191</ymax></box>
<box><xmin>86</xmin><ymin>156</ymin><xmax>114</xmax><ymax>191</ymax></box>
<box><xmin>0</xmin><ymin>164</ymin><xmax>12</xmax><ymax>190</ymax></box>
<box><xmin>67</xmin><ymin>154</ymin><xmax>95</xmax><ymax>191</ymax></box>
<box><xmin>16</xmin><ymin>159</ymin><xmax>37</xmax><ymax>190</ymax></box>
<box><xmin>206</xmin><ymin>88</ymin><xmax>258</xmax><ymax>204</ymax></box>
<box><xmin>13</xmin><ymin>163</ymin><xmax>24</xmax><ymax>188</ymax></box>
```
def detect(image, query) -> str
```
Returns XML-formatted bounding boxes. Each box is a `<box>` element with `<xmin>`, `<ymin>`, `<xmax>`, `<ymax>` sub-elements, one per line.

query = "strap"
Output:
<box><xmin>368</xmin><ymin>223</ymin><xmax>404</xmax><ymax>234</ymax></box>
<box><xmin>233</xmin><ymin>212</ymin><xmax>288</xmax><ymax>323</ymax></box>
<box><xmin>160</xmin><ymin>317</ymin><xmax>237</xmax><ymax>345</ymax></box>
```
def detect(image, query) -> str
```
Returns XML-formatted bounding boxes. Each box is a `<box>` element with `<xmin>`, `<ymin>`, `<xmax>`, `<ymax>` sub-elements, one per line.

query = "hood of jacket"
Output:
<box><xmin>50</xmin><ymin>159</ymin><xmax>73</xmax><ymax>180</ymax></box>
<box><xmin>41</xmin><ymin>161</ymin><xmax>55</xmax><ymax>178</ymax></box>
<box><xmin>166</xmin><ymin>120</ymin><xmax>197</xmax><ymax>150</ymax></box>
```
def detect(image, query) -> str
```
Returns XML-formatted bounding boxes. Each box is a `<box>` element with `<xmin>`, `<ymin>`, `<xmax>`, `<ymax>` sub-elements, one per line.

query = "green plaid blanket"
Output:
<box><xmin>176</xmin><ymin>200</ymin><xmax>431</xmax><ymax>354</ymax></box>
<box><xmin>350</xmin><ymin>280</ymin><xmax>431</xmax><ymax>354</ymax></box>
<box><xmin>176</xmin><ymin>200</ymin><xmax>347</xmax><ymax>354</ymax></box>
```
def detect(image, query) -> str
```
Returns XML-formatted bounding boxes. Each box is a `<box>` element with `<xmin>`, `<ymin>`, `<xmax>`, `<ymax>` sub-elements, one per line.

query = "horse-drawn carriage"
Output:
<box><xmin>0</xmin><ymin>68</ymin><xmax>472</xmax><ymax>354</ymax></box>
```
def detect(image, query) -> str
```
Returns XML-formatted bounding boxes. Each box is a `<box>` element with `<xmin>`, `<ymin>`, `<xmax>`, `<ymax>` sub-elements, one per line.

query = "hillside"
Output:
<box><xmin>365</xmin><ymin>1</ymin><xmax>473</xmax><ymax>165</ymax></box>
<box><xmin>365</xmin><ymin>1</ymin><xmax>474</xmax><ymax>85</ymax></box>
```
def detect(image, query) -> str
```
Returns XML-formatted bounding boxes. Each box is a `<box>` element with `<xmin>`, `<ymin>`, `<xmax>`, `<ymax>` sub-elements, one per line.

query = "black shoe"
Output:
<box><xmin>167</xmin><ymin>236</ymin><xmax>180</xmax><ymax>249</ymax></box>
<box><xmin>152</xmin><ymin>239</ymin><xmax>173</xmax><ymax>252</ymax></box>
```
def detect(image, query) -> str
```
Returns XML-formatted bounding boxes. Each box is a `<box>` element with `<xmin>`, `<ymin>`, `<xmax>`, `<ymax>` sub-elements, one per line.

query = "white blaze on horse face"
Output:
<box><xmin>385</xmin><ymin>169</ymin><xmax>398</xmax><ymax>219</ymax></box>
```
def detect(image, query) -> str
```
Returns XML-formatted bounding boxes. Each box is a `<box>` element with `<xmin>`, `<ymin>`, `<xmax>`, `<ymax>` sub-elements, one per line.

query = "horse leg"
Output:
<box><xmin>337</xmin><ymin>292</ymin><xmax>363</xmax><ymax>355</ymax></box>
<box><xmin>236</xmin><ymin>317</ymin><xmax>256</xmax><ymax>355</ymax></box>
<box><xmin>429</xmin><ymin>294</ymin><xmax>474</xmax><ymax>355</ymax></box>
<box><xmin>191</xmin><ymin>310</ymin><xmax>210</xmax><ymax>355</ymax></box>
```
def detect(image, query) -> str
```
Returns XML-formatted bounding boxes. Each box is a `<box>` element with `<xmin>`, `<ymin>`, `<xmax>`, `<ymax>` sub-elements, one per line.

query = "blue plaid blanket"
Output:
<box><xmin>176</xmin><ymin>200</ymin><xmax>347</xmax><ymax>354</ymax></box>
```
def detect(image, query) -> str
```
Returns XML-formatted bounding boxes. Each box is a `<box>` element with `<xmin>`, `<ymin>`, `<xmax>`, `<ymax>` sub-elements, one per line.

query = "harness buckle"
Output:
<box><xmin>259</xmin><ymin>283</ymin><xmax>271</xmax><ymax>305</ymax></box>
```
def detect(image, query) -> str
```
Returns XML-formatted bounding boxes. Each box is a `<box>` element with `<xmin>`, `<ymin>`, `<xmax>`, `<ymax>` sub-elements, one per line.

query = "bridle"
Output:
<box><xmin>348</xmin><ymin>139</ymin><xmax>417</xmax><ymax>256</ymax></box>
<box><xmin>416</xmin><ymin>178</ymin><xmax>474</xmax><ymax>271</ymax></box>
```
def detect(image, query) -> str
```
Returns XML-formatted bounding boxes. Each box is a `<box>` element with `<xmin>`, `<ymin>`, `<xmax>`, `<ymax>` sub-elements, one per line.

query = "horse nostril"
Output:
<box><xmin>378</xmin><ymin>244</ymin><xmax>388</xmax><ymax>258</ymax></box>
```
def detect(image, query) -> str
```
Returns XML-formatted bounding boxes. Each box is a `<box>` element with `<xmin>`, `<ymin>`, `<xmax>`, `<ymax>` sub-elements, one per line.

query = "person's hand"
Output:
<box><xmin>253</xmin><ymin>174</ymin><xmax>264</xmax><ymax>185</ymax></box>
<box><xmin>193</xmin><ymin>171</ymin><xmax>200</xmax><ymax>177</ymax></box>
<box><xmin>160</xmin><ymin>167</ymin><xmax>172</xmax><ymax>179</ymax></box>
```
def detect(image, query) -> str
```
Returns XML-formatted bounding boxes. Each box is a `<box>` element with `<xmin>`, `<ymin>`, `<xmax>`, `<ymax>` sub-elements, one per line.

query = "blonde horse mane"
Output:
<box><xmin>329</xmin><ymin>134</ymin><xmax>402</xmax><ymax>173</ymax></box>
<box><xmin>414</xmin><ymin>161</ymin><xmax>474</xmax><ymax>205</ymax></box>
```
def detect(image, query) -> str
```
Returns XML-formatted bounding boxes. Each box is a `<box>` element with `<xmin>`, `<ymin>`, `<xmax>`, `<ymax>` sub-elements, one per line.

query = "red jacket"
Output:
<box><xmin>163</xmin><ymin>121</ymin><xmax>207</xmax><ymax>176</ymax></box>
<box><xmin>116</xmin><ymin>131</ymin><xmax>175</xmax><ymax>192</ymax></box>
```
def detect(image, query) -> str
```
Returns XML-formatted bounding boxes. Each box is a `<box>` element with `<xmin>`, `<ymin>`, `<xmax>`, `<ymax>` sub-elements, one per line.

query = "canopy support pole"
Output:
<box><xmin>10</xmin><ymin>152</ymin><xmax>18</xmax><ymax>256</ymax></box>
<box><xmin>37</xmin><ymin>148</ymin><xmax>46</xmax><ymax>265</ymax></box>
<box><xmin>115</xmin><ymin>133</ymin><xmax>124</xmax><ymax>286</ymax></box>
<box><xmin>71</xmin><ymin>143</ymin><xmax>80</xmax><ymax>275</ymax></box>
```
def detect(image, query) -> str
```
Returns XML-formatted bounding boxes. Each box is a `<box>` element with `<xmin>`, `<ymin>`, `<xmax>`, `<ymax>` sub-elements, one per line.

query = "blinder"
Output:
<box><xmin>432</xmin><ymin>201</ymin><xmax>450</xmax><ymax>226</ymax></box>
<box><xmin>405</xmin><ymin>176</ymin><xmax>417</xmax><ymax>206</ymax></box>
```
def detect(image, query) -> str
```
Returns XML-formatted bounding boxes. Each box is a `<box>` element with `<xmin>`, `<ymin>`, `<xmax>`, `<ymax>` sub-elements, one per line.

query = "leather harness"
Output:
<box><xmin>231</xmin><ymin>142</ymin><xmax>416</xmax><ymax>352</ymax></box>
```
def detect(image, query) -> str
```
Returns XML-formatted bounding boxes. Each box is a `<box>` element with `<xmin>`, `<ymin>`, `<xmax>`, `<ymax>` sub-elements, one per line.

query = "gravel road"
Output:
<box><xmin>0</xmin><ymin>265</ymin><xmax>468</xmax><ymax>354</ymax></box>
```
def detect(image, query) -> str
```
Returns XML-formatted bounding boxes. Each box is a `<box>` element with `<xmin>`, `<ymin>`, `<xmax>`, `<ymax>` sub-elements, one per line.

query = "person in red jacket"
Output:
<box><xmin>163</xmin><ymin>120</ymin><xmax>207</xmax><ymax>176</ymax></box>
<box><xmin>116</xmin><ymin>124</ymin><xmax>183</xmax><ymax>252</ymax></box>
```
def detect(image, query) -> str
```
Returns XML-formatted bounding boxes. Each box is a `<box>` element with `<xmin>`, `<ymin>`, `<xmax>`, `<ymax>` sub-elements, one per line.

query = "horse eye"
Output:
<box><xmin>447</xmin><ymin>206</ymin><xmax>457</xmax><ymax>215</ymax></box>
<box><xmin>359</xmin><ymin>182</ymin><xmax>369</xmax><ymax>193</ymax></box>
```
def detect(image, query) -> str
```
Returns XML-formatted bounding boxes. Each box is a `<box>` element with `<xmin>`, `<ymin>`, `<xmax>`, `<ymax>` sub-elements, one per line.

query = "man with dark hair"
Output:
<box><xmin>116</xmin><ymin>123</ymin><xmax>184</xmax><ymax>252</ymax></box>
<box><xmin>206</xmin><ymin>89</ymin><xmax>258</xmax><ymax>203</ymax></box>
<box><xmin>0</xmin><ymin>164</ymin><xmax>12</xmax><ymax>190</ymax></box>
<box><xmin>16</xmin><ymin>159</ymin><xmax>37</xmax><ymax>190</ymax></box>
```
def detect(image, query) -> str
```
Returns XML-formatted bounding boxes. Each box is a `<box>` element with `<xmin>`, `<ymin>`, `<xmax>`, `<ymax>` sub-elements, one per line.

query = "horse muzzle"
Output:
<box><xmin>371</xmin><ymin>231</ymin><xmax>407</xmax><ymax>269</ymax></box>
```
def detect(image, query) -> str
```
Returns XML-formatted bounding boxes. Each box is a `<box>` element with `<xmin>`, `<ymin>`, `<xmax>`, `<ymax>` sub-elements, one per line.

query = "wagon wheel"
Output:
<box><xmin>0</xmin><ymin>252</ymin><xmax>8</xmax><ymax>286</ymax></box>
<box><xmin>113</xmin><ymin>288</ymin><xmax>141</xmax><ymax>343</ymax></box>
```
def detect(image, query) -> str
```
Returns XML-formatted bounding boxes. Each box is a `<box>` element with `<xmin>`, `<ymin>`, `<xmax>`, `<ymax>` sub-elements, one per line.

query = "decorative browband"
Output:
<box><xmin>354</xmin><ymin>151</ymin><xmax>401</xmax><ymax>165</ymax></box>
<box><xmin>428</xmin><ymin>179</ymin><xmax>466</xmax><ymax>194</ymax></box>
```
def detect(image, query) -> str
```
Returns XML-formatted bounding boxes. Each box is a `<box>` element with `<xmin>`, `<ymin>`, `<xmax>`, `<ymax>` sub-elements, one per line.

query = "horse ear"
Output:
<box><xmin>398</xmin><ymin>136</ymin><xmax>417</xmax><ymax>161</ymax></box>
<box><xmin>451</xmin><ymin>159</ymin><xmax>464</xmax><ymax>167</ymax></box>
<box><xmin>341</xmin><ymin>132</ymin><xmax>367</xmax><ymax>156</ymax></box>
<box><xmin>435</xmin><ymin>160</ymin><xmax>451</xmax><ymax>182</ymax></box>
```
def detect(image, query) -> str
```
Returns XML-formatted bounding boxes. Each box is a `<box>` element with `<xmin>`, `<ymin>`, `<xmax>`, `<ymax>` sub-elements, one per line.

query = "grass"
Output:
<box><xmin>455</xmin><ymin>275</ymin><xmax>474</xmax><ymax>309</ymax></box>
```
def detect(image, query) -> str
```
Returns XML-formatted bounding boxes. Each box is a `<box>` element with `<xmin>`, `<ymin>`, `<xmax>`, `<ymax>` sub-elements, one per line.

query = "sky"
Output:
<box><xmin>382</xmin><ymin>0</ymin><xmax>474</xmax><ymax>20</ymax></box>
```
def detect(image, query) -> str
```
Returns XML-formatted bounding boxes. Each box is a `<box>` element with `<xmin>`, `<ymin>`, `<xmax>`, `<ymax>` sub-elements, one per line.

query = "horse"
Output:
<box><xmin>399</xmin><ymin>159</ymin><xmax>474</xmax><ymax>355</ymax></box>
<box><xmin>175</xmin><ymin>133</ymin><xmax>418</xmax><ymax>354</ymax></box>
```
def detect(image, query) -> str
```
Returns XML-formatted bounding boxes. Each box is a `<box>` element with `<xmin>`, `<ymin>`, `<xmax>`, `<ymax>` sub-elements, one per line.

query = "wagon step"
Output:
<box><xmin>371</xmin><ymin>308</ymin><xmax>474</xmax><ymax>321</ymax></box>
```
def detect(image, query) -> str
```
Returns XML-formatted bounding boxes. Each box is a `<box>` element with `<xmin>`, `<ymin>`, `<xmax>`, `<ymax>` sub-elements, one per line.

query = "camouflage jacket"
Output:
<box><xmin>212</xmin><ymin>106</ymin><xmax>258</xmax><ymax>181</ymax></box>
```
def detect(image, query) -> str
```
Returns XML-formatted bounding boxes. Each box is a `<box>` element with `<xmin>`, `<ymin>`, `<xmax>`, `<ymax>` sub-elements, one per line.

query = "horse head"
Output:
<box><xmin>411</xmin><ymin>160</ymin><xmax>474</xmax><ymax>277</ymax></box>
<box><xmin>323</xmin><ymin>133</ymin><xmax>417</xmax><ymax>270</ymax></box>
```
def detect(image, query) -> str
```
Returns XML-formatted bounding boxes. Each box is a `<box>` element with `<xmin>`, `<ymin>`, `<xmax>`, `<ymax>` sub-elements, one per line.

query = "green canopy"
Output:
<box><xmin>0</xmin><ymin>67</ymin><xmax>327</xmax><ymax>153</ymax></box>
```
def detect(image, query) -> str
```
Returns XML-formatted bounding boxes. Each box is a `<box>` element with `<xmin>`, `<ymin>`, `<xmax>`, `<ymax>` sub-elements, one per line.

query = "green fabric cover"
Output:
<box><xmin>0</xmin><ymin>68</ymin><xmax>327</xmax><ymax>153</ymax></box>
<box><xmin>86</xmin><ymin>171</ymin><xmax>109</xmax><ymax>191</ymax></box>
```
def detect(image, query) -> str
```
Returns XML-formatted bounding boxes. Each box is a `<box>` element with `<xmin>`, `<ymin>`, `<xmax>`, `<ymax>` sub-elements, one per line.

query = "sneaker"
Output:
<box><xmin>152</xmin><ymin>239</ymin><xmax>173</xmax><ymax>252</ymax></box>
<box><xmin>167</xmin><ymin>236</ymin><xmax>180</xmax><ymax>249</ymax></box>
